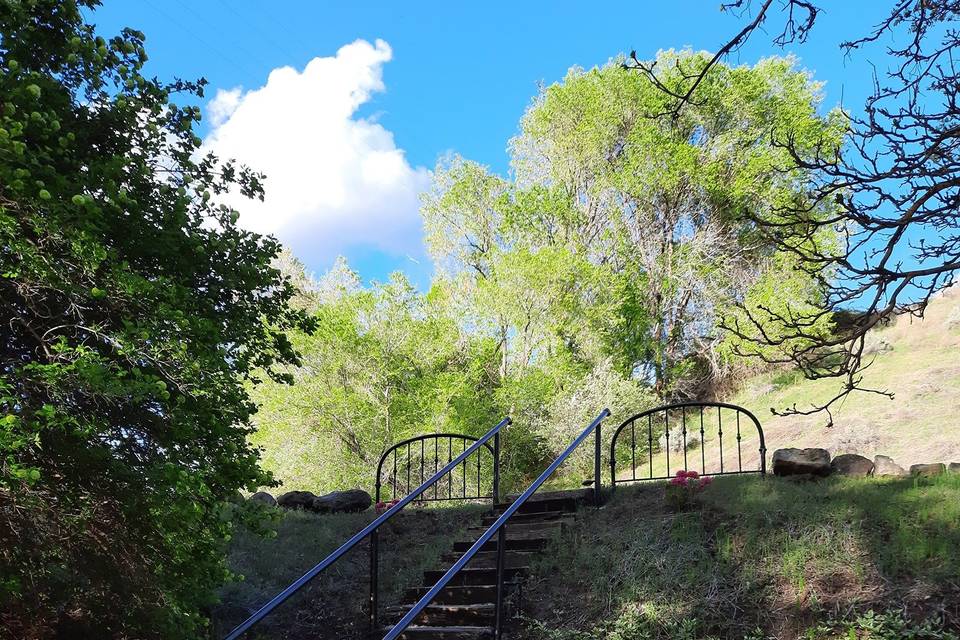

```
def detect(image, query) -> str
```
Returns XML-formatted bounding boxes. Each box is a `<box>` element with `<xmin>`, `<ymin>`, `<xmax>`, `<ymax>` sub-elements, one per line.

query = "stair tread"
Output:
<box><xmin>381</xmin><ymin>625</ymin><xmax>495</xmax><ymax>639</ymax></box>
<box><xmin>388</xmin><ymin>603</ymin><xmax>495</xmax><ymax>612</ymax></box>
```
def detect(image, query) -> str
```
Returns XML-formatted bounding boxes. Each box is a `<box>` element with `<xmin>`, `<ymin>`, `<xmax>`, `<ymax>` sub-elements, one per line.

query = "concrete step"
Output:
<box><xmin>381</xmin><ymin>625</ymin><xmax>494</xmax><ymax>640</ymax></box>
<box><xmin>465</xmin><ymin>520</ymin><xmax>567</xmax><ymax>537</ymax></box>
<box><xmin>452</xmin><ymin>536</ymin><xmax>548</xmax><ymax>553</ymax></box>
<box><xmin>403</xmin><ymin>585</ymin><xmax>497</xmax><ymax>606</ymax></box>
<box><xmin>479</xmin><ymin>509</ymin><xmax>572</xmax><ymax>526</ymax></box>
<box><xmin>494</xmin><ymin>489</ymin><xmax>590</xmax><ymax>515</ymax></box>
<box><xmin>439</xmin><ymin>550</ymin><xmax>536</xmax><ymax>569</ymax></box>
<box><xmin>385</xmin><ymin>603</ymin><xmax>495</xmax><ymax>626</ymax></box>
<box><xmin>424</xmin><ymin>566</ymin><xmax>528</xmax><ymax>587</ymax></box>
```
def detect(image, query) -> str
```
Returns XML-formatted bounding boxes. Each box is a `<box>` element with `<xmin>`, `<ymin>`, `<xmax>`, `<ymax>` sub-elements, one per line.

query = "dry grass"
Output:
<box><xmin>522</xmin><ymin>474</ymin><xmax>960</xmax><ymax>640</ymax></box>
<box><xmin>211</xmin><ymin>502</ymin><xmax>486</xmax><ymax>639</ymax></box>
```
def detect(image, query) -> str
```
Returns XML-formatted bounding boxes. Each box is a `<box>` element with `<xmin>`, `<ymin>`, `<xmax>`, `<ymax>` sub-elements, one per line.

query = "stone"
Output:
<box><xmin>772</xmin><ymin>448</ymin><xmax>832</xmax><ymax>477</ymax></box>
<box><xmin>658</xmin><ymin>426</ymin><xmax>700</xmax><ymax>453</ymax></box>
<box><xmin>312</xmin><ymin>489</ymin><xmax>372</xmax><ymax>514</ymax></box>
<box><xmin>873</xmin><ymin>455</ymin><xmax>907</xmax><ymax>476</ymax></box>
<box><xmin>831</xmin><ymin>453</ymin><xmax>875</xmax><ymax>477</ymax></box>
<box><xmin>276</xmin><ymin>490</ymin><xmax>318</xmax><ymax>510</ymax></box>
<box><xmin>863</xmin><ymin>336</ymin><xmax>894</xmax><ymax>355</ymax></box>
<box><xmin>949</xmin><ymin>463</ymin><xmax>960</xmax><ymax>474</ymax></box>
<box><xmin>910</xmin><ymin>463</ymin><xmax>946</xmax><ymax>477</ymax></box>
<box><xmin>248</xmin><ymin>491</ymin><xmax>277</xmax><ymax>507</ymax></box>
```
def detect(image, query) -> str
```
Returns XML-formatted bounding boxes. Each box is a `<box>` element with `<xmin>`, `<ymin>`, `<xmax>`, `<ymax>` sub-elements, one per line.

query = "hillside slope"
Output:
<box><xmin>733</xmin><ymin>285</ymin><xmax>960</xmax><ymax>468</ymax></box>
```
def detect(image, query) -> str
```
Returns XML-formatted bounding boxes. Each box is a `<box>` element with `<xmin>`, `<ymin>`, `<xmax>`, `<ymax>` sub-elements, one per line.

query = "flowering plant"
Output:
<box><xmin>374</xmin><ymin>499</ymin><xmax>400</xmax><ymax>514</ymax></box>
<box><xmin>664</xmin><ymin>470</ymin><xmax>713</xmax><ymax>511</ymax></box>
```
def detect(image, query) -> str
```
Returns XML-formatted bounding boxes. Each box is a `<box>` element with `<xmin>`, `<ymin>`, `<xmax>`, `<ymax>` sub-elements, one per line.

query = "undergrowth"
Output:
<box><xmin>211</xmin><ymin>502</ymin><xmax>484</xmax><ymax>639</ymax></box>
<box><xmin>523</xmin><ymin>474</ymin><xmax>960</xmax><ymax>640</ymax></box>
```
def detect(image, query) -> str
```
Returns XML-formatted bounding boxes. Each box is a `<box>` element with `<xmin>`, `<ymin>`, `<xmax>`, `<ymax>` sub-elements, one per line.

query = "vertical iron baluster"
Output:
<box><xmin>493</xmin><ymin>432</ymin><xmax>500</xmax><ymax>504</ymax></box>
<box><xmin>718</xmin><ymin>407</ymin><xmax>724</xmax><ymax>473</ymax></box>
<box><xmin>392</xmin><ymin>449</ymin><xmax>397</xmax><ymax>501</ymax></box>
<box><xmin>434</xmin><ymin>437</ymin><xmax>439</xmax><ymax>500</ymax></box>
<box><xmin>665</xmin><ymin>410</ymin><xmax>670</xmax><ymax>477</ymax></box>
<box><xmin>461</xmin><ymin>439</ymin><xmax>466</xmax><ymax>498</ymax></box>
<box><xmin>594</xmin><ymin>419</ymin><xmax>602</xmax><ymax>504</ymax></box>
<box><xmin>494</xmin><ymin>525</ymin><xmax>507</xmax><ymax>639</ymax></box>
<box><xmin>369</xmin><ymin>529</ymin><xmax>379</xmax><ymax>631</ymax></box>
<box><xmin>406</xmin><ymin>443</ymin><xmax>411</xmax><ymax>497</ymax></box>
<box><xmin>737</xmin><ymin>412</ymin><xmax>742</xmax><ymax>472</ymax></box>
<box><xmin>631</xmin><ymin>420</ymin><xmax>636</xmax><ymax>481</ymax></box>
<box><xmin>476</xmin><ymin>447</ymin><xmax>481</xmax><ymax>499</ymax></box>
<box><xmin>647</xmin><ymin>414</ymin><xmax>653</xmax><ymax>479</ymax></box>
<box><xmin>419</xmin><ymin>439</ymin><xmax>425</xmax><ymax>502</ymax></box>
<box><xmin>447</xmin><ymin>437</ymin><xmax>453</xmax><ymax>499</ymax></box>
<box><xmin>682</xmin><ymin>406</ymin><xmax>688</xmax><ymax>471</ymax></box>
<box><xmin>700</xmin><ymin>407</ymin><xmax>706</xmax><ymax>475</ymax></box>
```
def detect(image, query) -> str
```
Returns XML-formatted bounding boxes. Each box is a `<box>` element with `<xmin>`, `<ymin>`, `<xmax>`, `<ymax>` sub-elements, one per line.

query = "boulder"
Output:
<box><xmin>276</xmin><ymin>490</ymin><xmax>318</xmax><ymax>510</ymax></box>
<box><xmin>949</xmin><ymin>462</ymin><xmax>960</xmax><ymax>474</ymax></box>
<box><xmin>249</xmin><ymin>491</ymin><xmax>277</xmax><ymax>507</ymax></box>
<box><xmin>312</xmin><ymin>489</ymin><xmax>372</xmax><ymax>514</ymax></box>
<box><xmin>831</xmin><ymin>453</ymin><xmax>874</xmax><ymax>477</ymax></box>
<box><xmin>910</xmin><ymin>463</ymin><xmax>946</xmax><ymax>477</ymax></box>
<box><xmin>772</xmin><ymin>448</ymin><xmax>832</xmax><ymax>477</ymax></box>
<box><xmin>873</xmin><ymin>455</ymin><xmax>907</xmax><ymax>476</ymax></box>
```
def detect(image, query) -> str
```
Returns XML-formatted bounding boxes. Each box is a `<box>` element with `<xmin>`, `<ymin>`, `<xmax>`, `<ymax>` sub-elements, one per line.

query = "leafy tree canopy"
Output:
<box><xmin>0</xmin><ymin>1</ymin><xmax>310</xmax><ymax>636</ymax></box>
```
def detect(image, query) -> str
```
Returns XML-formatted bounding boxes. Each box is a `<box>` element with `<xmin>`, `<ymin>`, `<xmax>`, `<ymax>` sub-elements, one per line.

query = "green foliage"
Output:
<box><xmin>525</xmin><ymin>476</ymin><xmax>960</xmax><ymax>639</ymax></box>
<box><xmin>0</xmin><ymin>1</ymin><xmax>309</xmax><ymax>637</ymax></box>
<box><xmin>424</xmin><ymin>51</ymin><xmax>844</xmax><ymax>401</ymax></box>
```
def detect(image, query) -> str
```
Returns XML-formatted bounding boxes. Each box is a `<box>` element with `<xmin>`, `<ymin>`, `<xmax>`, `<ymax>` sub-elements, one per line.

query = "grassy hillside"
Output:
<box><xmin>734</xmin><ymin>285</ymin><xmax>960</xmax><ymax>468</ymax></box>
<box><xmin>524</xmin><ymin>474</ymin><xmax>960</xmax><ymax>640</ymax></box>
<box><xmin>614</xmin><ymin>286</ymin><xmax>960</xmax><ymax>482</ymax></box>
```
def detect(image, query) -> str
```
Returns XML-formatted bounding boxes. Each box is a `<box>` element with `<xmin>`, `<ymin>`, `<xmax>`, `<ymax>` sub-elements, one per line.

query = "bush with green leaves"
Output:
<box><xmin>0</xmin><ymin>1</ymin><xmax>310</xmax><ymax>637</ymax></box>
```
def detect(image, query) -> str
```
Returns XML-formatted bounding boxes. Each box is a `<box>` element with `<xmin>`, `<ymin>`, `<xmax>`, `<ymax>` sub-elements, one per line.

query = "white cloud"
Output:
<box><xmin>203</xmin><ymin>39</ymin><xmax>430</xmax><ymax>262</ymax></box>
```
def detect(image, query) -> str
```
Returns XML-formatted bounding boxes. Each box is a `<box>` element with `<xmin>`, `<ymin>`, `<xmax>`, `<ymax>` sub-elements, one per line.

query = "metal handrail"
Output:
<box><xmin>223</xmin><ymin>416</ymin><xmax>512</xmax><ymax>640</ymax></box>
<box><xmin>383</xmin><ymin>409</ymin><xmax>611</xmax><ymax>640</ymax></box>
<box><xmin>374</xmin><ymin>432</ymin><xmax>499</xmax><ymax>504</ymax></box>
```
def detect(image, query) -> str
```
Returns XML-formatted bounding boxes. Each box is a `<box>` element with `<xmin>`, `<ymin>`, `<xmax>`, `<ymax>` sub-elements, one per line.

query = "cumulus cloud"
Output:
<box><xmin>203</xmin><ymin>39</ymin><xmax>430</xmax><ymax>262</ymax></box>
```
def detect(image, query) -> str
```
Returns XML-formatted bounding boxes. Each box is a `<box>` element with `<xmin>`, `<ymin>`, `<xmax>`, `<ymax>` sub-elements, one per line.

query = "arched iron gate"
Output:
<box><xmin>374</xmin><ymin>432</ymin><xmax>499</xmax><ymax>505</ymax></box>
<box><xmin>610</xmin><ymin>401</ymin><xmax>766</xmax><ymax>487</ymax></box>
<box><xmin>371</xmin><ymin>431</ymin><xmax>501</xmax><ymax>629</ymax></box>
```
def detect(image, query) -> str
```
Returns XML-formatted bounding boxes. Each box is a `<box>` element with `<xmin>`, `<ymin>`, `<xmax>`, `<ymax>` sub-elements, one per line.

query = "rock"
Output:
<box><xmin>772</xmin><ymin>448</ymin><xmax>832</xmax><ymax>477</ymax></box>
<box><xmin>873</xmin><ymin>455</ymin><xmax>907</xmax><ymax>476</ymax></box>
<box><xmin>249</xmin><ymin>491</ymin><xmax>277</xmax><ymax>507</ymax></box>
<box><xmin>276</xmin><ymin>490</ymin><xmax>318</xmax><ymax>510</ymax></box>
<box><xmin>949</xmin><ymin>462</ymin><xmax>960</xmax><ymax>474</ymax></box>
<box><xmin>946</xmin><ymin>305</ymin><xmax>960</xmax><ymax>331</ymax></box>
<box><xmin>312</xmin><ymin>489</ymin><xmax>371</xmax><ymax>514</ymax></box>
<box><xmin>863</xmin><ymin>336</ymin><xmax>894</xmax><ymax>355</ymax></box>
<box><xmin>831</xmin><ymin>453</ymin><xmax>874</xmax><ymax>477</ymax></box>
<box><xmin>658</xmin><ymin>426</ymin><xmax>700</xmax><ymax>454</ymax></box>
<box><xmin>910</xmin><ymin>463</ymin><xmax>946</xmax><ymax>477</ymax></box>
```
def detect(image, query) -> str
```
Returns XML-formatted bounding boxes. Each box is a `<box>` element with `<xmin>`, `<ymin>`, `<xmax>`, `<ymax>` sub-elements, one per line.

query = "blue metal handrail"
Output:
<box><xmin>223</xmin><ymin>416</ymin><xmax>512</xmax><ymax>640</ymax></box>
<box><xmin>383</xmin><ymin>409</ymin><xmax>611</xmax><ymax>640</ymax></box>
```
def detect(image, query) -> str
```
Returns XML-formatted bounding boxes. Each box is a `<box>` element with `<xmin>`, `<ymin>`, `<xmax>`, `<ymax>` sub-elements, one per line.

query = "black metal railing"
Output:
<box><xmin>222</xmin><ymin>417</ymin><xmax>511</xmax><ymax>640</ymax></box>
<box><xmin>370</xmin><ymin>432</ymin><xmax>500</xmax><ymax>629</ymax></box>
<box><xmin>382</xmin><ymin>409</ymin><xmax>611</xmax><ymax>640</ymax></box>
<box><xmin>374</xmin><ymin>433</ymin><xmax>499</xmax><ymax>505</ymax></box>
<box><xmin>610</xmin><ymin>401</ymin><xmax>766</xmax><ymax>487</ymax></box>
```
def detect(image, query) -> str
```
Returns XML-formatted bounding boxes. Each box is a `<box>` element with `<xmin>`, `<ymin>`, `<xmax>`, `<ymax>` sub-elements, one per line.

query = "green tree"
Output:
<box><xmin>249</xmin><ymin>263</ymin><xmax>502</xmax><ymax>491</ymax></box>
<box><xmin>0</xmin><ymin>1</ymin><xmax>309</xmax><ymax>637</ymax></box>
<box><xmin>425</xmin><ymin>52</ymin><xmax>844</xmax><ymax>401</ymax></box>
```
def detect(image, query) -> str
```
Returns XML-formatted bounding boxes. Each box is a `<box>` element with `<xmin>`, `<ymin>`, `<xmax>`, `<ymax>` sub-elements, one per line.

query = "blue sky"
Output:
<box><xmin>90</xmin><ymin>1</ymin><xmax>889</xmax><ymax>289</ymax></box>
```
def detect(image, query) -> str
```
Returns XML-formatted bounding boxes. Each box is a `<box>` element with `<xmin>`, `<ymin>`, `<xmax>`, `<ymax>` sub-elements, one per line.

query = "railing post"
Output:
<box><xmin>369</xmin><ymin>529</ymin><xmax>379</xmax><ymax>631</ymax></box>
<box><xmin>493</xmin><ymin>432</ymin><xmax>501</xmax><ymax>505</ymax></box>
<box><xmin>594</xmin><ymin>419</ymin><xmax>602</xmax><ymax>505</ymax></box>
<box><xmin>494</xmin><ymin>524</ymin><xmax>506</xmax><ymax>640</ymax></box>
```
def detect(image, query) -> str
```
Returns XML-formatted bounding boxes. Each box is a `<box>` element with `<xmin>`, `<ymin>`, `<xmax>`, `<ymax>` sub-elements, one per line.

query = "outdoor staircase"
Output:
<box><xmin>381</xmin><ymin>490</ymin><xmax>588</xmax><ymax>640</ymax></box>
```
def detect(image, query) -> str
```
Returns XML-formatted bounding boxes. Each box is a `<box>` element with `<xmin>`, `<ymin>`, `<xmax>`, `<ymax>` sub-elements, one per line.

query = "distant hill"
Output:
<box><xmin>734</xmin><ymin>285</ymin><xmax>960</xmax><ymax>468</ymax></box>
